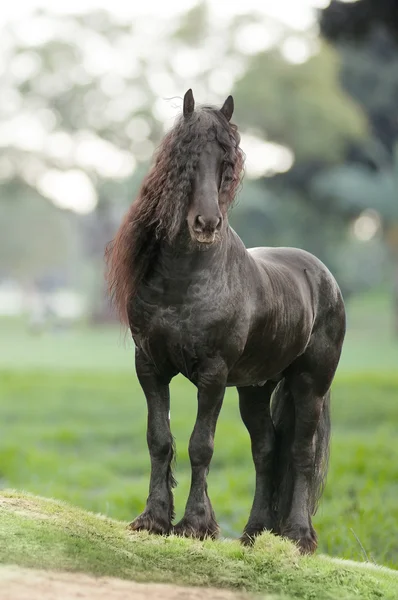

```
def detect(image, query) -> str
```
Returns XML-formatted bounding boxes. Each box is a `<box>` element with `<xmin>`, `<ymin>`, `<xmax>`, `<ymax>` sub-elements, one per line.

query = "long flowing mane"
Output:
<box><xmin>105</xmin><ymin>106</ymin><xmax>244</xmax><ymax>325</ymax></box>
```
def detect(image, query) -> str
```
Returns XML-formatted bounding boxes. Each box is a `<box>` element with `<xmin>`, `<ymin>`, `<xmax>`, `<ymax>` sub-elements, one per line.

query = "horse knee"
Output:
<box><xmin>147</xmin><ymin>433</ymin><xmax>173</xmax><ymax>461</ymax></box>
<box><xmin>189</xmin><ymin>435</ymin><xmax>214</xmax><ymax>468</ymax></box>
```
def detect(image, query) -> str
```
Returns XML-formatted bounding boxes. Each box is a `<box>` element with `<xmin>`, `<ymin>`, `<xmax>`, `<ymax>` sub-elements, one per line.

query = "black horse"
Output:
<box><xmin>106</xmin><ymin>89</ymin><xmax>346</xmax><ymax>554</ymax></box>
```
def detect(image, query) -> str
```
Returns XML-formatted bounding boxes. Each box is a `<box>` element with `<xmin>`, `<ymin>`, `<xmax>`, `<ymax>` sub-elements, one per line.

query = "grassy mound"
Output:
<box><xmin>1</xmin><ymin>491</ymin><xmax>397</xmax><ymax>599</ymax></box>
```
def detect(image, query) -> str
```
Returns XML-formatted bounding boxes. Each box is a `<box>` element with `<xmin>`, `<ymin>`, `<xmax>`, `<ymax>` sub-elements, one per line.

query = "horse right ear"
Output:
<box><xmin>220</xmin><ymin>95</ymin><xmax>234</xmax><ymax>121</ymax></box>
<box><xmin>183</xmin><ymin>89</ymin><xmax>195</xmax><ymax>118</ymax></box>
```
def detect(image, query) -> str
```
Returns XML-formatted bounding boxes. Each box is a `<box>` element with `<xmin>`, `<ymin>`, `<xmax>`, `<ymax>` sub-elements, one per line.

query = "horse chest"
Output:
<box><xmin>133</xmin><ymin>300</ymin><xmax>227</xmax><ymax>379</ymax></box>
<box><xmin>150</xmin><ymin>304</ymin><xmax>199</xmax><ymax>342</ymax></box>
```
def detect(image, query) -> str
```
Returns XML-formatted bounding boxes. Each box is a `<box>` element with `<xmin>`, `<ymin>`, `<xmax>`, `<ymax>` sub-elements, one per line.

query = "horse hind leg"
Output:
<box><xmin>271</xmin><ymin>379</ymin><xmax>295</xmax><ymax>536</ymax></box>
<box><xmin>278</xmin><ymin>379</ymin><xmax>330</xmax><ymax>554</ymax></box>
<box><xmin>273</xmin><ymin>334</ymin><xmax>340</xmax><ymax>554</ymax></box>
<box><xmin>238</xmin><ymin>382</ymin><xmax>277</xmax><ymax>545</ymax></box>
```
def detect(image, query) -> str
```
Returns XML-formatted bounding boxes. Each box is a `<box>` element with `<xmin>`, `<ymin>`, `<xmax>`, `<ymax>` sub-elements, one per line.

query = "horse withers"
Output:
<box><xmin>106</xmin><ymin>89</ymin><xmax>346</xmax><ymax>554</ymax></box>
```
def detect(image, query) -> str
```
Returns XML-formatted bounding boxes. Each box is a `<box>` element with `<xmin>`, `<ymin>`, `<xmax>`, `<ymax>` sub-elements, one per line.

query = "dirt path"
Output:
<box><xmin>0</xmin><ymin>566</ymin><xmax>251</xmax><ymax>600</ymax></box>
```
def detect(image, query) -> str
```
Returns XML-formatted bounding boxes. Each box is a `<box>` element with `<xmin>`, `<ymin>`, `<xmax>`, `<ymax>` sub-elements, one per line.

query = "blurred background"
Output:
<box><xmin>1</xmin><ymin>0</ymin><xmax>398</xmax><ymax>567</ymax></box>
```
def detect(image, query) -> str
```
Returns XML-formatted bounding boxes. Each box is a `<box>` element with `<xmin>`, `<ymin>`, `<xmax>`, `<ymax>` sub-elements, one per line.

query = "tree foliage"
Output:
<box><xmin>233</xmin><ymin>42</ymin><xmax>367</xmax><ymax>162</ymax></box>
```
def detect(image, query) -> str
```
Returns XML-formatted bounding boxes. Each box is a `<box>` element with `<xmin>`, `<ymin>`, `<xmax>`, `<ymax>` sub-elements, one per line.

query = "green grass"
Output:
<box><xmin>0</xmin><ymin>319</ymin><xmax>134</xmax><ymax>372</ymax></box>
<box><xmin>341</xmin><ymin>291</ymin><xmax>398</xmax><ymax>372</ymax></box>
<box><xmin>1</xmin><ymin>370</ymin><xmax>398</xmax><ymax>569</ymax></box>
<box><xmin>1</xmin><ymin>491</ymin><xmax>398</xmax><ymax>600</ymax></box>
<box><xmin>1</xmin><ymin>290</ymin><xmax>398</xmax><ymax>579</ymax></box>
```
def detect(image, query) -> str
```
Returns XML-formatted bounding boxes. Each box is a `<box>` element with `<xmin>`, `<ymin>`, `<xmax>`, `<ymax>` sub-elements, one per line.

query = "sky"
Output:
<box><xmin>1</xmin><ymin>0</ymin><xmax>336</xmax><ymax>213</ymax></box>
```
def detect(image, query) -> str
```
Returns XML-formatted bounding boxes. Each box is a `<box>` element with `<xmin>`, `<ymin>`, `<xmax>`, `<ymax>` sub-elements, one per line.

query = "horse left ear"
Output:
<box><xmin>220</xmin><ymin>95</ymin><xmax>234</xmax><ymax>121</ymax></box>
<box><xmin>183</xmin><ymin>89</ymin><xmax>195</xmax><ymax>118</ymax></box>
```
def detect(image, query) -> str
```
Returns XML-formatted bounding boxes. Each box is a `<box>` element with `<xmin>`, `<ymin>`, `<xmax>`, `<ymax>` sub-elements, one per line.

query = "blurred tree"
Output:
<box><xmin>0</xmin><ymin>191</ymin><xmax>80</xmax><ymax>285</ymax></box>
<box><xmin>319</xmin><ymin>0</ymin><xmax>398</xmax><ymax>334</ymax></box>
<box><xmin>233</xmin><ymin>42</ymin><xmax>366</xmax><ymax>163</ymax></box>
<box><xmin>320</xmin><ymin>0</ymin><xmax>398</xmax><ymax>44</ymax></box>
<box><xmin>174</xmin><ymin>2</ymin><xmax>209</xmax><ymax>45</ymax></box>
<box><xmin>0</xmin><ymin>10</ymin><xmax>163</xmax><ymax>320</ymax></box>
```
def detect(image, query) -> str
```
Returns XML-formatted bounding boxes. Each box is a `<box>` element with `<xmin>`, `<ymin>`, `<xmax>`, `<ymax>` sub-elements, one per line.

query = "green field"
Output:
<box><xmin>1</xmin><ymin>291</ymin><xmax>398</xmax><ymax>570</ymax></box>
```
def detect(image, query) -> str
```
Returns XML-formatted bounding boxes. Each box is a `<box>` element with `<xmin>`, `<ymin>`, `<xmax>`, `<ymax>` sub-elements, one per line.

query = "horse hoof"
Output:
<box><xmin>281</xmin><ymin>525</ymin><xmax>318</xmax><ymax>555</ymax></box>
<box><xmin>295</xmin><ymin>530</ymin><xmax>317</xmax><ymax>555</ymax></box>
<box><xmin>297</xmin><ymin>535</ymin><xmax>317</xmax><ymax>555</ymax></box>
<box><xmin>240</xmin><ymin>532</ymin><xmax>256</xmax><ymax>546</ymax></box>
<box><xmin>240</xmin><ymin>529</ymin><xmax>274</xmax><ymax>546</ymax></box>
<box><xmin>173</xmin><ymin>518</ymin><xmax>219</xmax><ymax>540</ymax></box>
<box><xmin>129</xmin><ymin>511</ymin><xmax>171</xmax><ymax>535</ymax></box>
<box><xmin>240</xmin><ymin>520</ymin><xmax>276</xmax><ymax>546</ymax></box>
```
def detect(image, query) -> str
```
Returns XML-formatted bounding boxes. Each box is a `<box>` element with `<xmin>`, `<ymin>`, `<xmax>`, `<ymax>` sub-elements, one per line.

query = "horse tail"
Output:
<box><xmin>311</xmin><ymin>388</ymin><xmax>331</xmax><ymax>514</ymax></box>
<box><xmin>271</xmin><ymin>381</ymin><xmax>331</xmax><ymax>528</ymax></box>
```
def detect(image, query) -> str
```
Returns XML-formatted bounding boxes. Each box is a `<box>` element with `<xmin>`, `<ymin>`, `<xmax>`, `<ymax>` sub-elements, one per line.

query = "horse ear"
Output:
<box><xmin>220</xmin><ymin>95</ymin><xmax>234</xmax><ymax>121</ymax></box>
<box><xmin>183</xmin><ymin>89</ymin><xmax>195</xmax><ymax>118</ymax></box>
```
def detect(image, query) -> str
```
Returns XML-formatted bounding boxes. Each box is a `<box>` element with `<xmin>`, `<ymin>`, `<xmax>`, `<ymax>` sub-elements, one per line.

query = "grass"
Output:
<box><xmin>341</xmin><ymin>291</ymin><xmax>398</xmax><ymax>372</ymax></box>
<box><xmin>1</xmin><ymin>490</ymin><xmax>398</xmax><ymax>600</ymax></box>
<box><xmin>1</xmin><ymin>289</ymin><xmax>398</xmax><ymax>580</ymax></box>
<box><xmin>0</xmin><ymin>318</ymin><xmax>134</xmax><ymax>372</ymax></box>
<box><xmin>1</xmin><ymin>370</ymin><xmax>398</xmax><ymax>569</ymax></box>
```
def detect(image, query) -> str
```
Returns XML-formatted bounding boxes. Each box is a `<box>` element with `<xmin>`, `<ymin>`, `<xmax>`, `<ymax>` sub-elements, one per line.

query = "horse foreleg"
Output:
<box><xmin>238</xmin><ymin>383</ymin><xmax>277</xmax><ymax>545</ymax></box>
<box><xmin>174</xmin><ymin>368</ymin><xmax>226</xmax><ymax>539</ymax></box>
<box><xmin>130</xmin><ymin>349</ymin><xmax>175</xmax><ymax>535</ymax></box>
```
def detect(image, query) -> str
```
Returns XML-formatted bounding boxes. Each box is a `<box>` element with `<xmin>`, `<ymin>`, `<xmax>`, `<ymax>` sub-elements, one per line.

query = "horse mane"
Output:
<box><xmin>105</xmin><ymin>106</ymin><xmax>244</xmax><ymax>326</ymax></box>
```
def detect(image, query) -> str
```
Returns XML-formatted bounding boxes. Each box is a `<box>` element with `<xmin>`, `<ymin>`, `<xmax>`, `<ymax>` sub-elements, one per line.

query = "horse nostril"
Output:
<box><xmin>195</xmin><ymin>216</ymin><xmax>206</xmax><ymax>231</ymax></box>
<box><xmin>216</xmin><ymin>217</ymin><xmax>222</xmax><ymax>231</ymax></box>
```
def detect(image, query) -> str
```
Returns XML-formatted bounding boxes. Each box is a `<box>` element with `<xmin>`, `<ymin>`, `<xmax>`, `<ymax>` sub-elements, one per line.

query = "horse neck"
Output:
<box><xmin>146</xmin><ymin>226</ymin><xmax>233</xmax><ymax>292</ymax></box>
